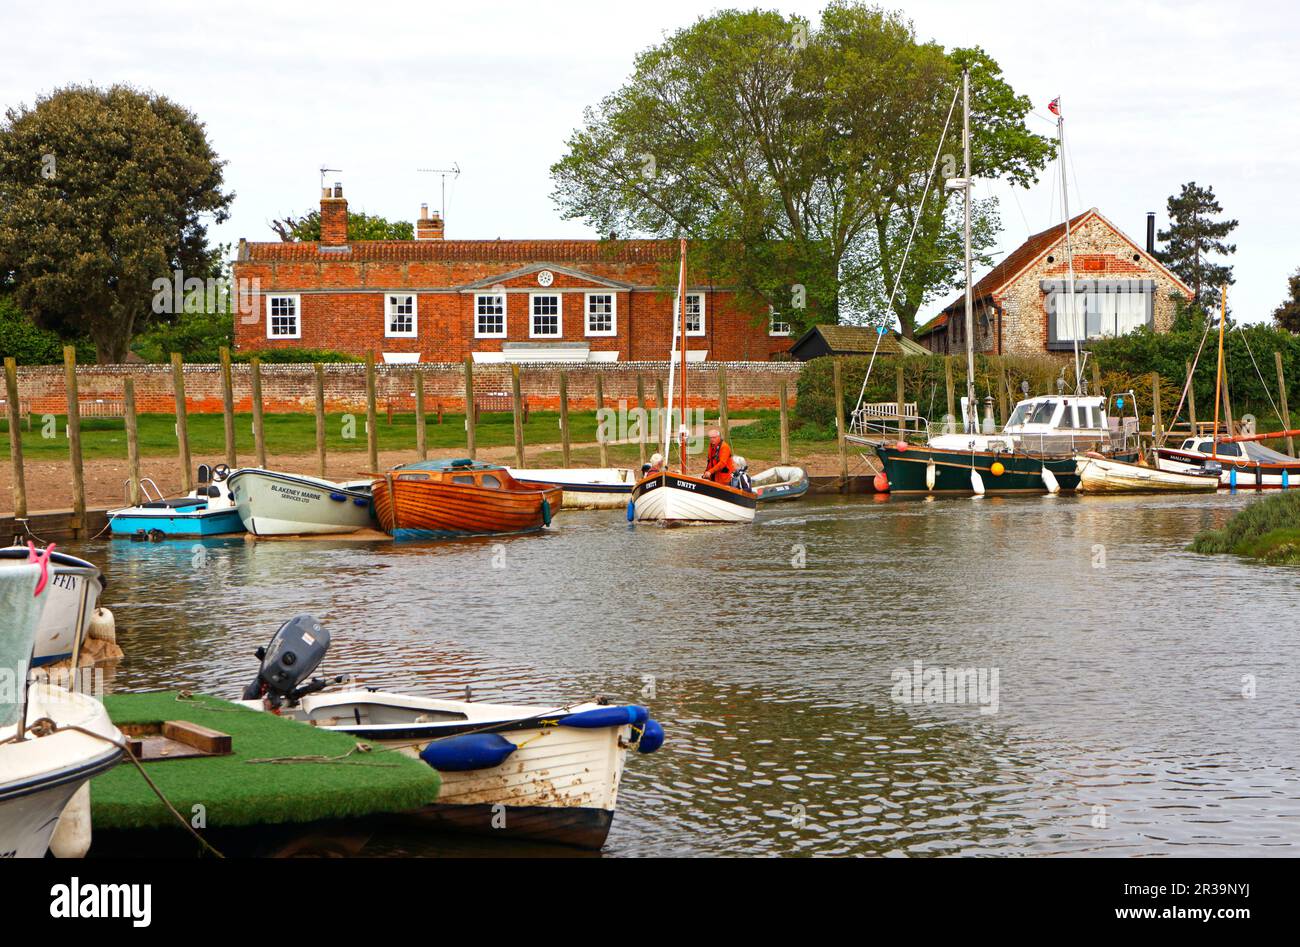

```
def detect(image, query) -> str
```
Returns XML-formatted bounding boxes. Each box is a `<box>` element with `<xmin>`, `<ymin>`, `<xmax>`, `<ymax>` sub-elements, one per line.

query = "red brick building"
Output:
<box><xmin>232</xmin><ymin>185</ymin><xmax>793</xmax><ymax>364</ymax></box>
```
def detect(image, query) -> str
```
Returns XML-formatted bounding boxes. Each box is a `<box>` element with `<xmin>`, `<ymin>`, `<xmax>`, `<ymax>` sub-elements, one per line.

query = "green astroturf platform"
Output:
<box><xmin>91</xmin><ymin>692</ymin><xmax>441</xmax><ymax>830</ymax></box>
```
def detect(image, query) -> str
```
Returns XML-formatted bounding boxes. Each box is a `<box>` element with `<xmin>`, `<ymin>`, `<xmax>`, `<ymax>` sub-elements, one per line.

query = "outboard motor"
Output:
<box><xmin>242</xmin><ymin>614</ymin><xmax>333</xmax><ymax>708</ymax></box>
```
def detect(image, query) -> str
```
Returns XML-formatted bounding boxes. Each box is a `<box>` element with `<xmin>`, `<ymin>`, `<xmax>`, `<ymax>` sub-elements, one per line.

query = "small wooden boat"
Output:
<box><xmin>1075</xmin><ymin>452</ymin><xmax>1219</xmax><ymax>493</ymax></box>
<box><xmin>238</xmin><ymin>614</ymin><xmax>664</xmax><ymax>849</ymax></box>
<box><xmin>751</xmin><ymin>465</ymin><xmax>809</xmax><ymax>502</ymax></box>
<box><xmin>631</xmin><ymin>471</ymin><xmax>757</xmax><ymax>524</ymax></box>
<box><xmin>0</xmin><ymin>546</ymin><xmax>104</xmax><ymax>667</ymax></box>
<box><xmin>372</xmin><ymin>459</ymin><xmax>563</xmax><ymax>540</ymax></box>
<box><xmin>508</xmin><ymin>467</ymin><xmax>636</xmax><ymax>510</ymax></box>
<box><xmin>227</xmin><ymin>468</ymin><xmax>376</xmax><ymax>536</ymax></box>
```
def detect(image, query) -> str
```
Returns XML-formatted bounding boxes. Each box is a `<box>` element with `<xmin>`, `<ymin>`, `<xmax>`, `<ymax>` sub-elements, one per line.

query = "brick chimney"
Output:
<box><xmin>415</xmin><ymin>203</ymin><xmax>444</xmax><ymax>241</ymax></box>
<box><xmin>320</xmin><ymin>182</ymin><xmax>348</xmax><ymax>246</ymax></box>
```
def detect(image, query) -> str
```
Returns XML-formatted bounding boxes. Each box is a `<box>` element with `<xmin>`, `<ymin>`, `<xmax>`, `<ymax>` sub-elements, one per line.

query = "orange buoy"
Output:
<box><xmin>895</xmin><ymin>441</ymin><xmax>908</xmax><ymax>451</ymax></box>
<box><xmin>990</xmin><ymin>461</ymin><xmax>1005</xmax><ymax>477</ymax></box>
<box><xmin>873</xmin><ymin>472</ymin><xmax>889</xmax><ymax>492</ymax></box>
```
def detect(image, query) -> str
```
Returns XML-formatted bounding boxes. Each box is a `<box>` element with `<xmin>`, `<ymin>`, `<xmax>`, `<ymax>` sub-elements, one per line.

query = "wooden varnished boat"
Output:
<box><xmin>371</xmin><ymin>459</ymin><xmax>563</xmax><ymax>540</ymax></box>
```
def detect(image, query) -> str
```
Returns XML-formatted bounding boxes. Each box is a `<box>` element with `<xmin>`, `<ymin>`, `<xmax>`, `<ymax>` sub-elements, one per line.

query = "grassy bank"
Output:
<box><xmin>1190</xmin><ymin>491</ymin><xmax>1300</xmax><ymax>564</ymax></box>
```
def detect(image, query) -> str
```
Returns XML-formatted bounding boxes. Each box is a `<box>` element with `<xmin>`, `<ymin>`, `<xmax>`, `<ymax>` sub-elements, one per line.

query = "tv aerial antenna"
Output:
<box><xmin>416</xmin><ymin>163</ymin><xmax>461</xmax><ymax>219</ymax></box>
<box><xmin>319</xmin><ymin>166</ymin><xmax>342</xmax><ymax>191</ymax></box>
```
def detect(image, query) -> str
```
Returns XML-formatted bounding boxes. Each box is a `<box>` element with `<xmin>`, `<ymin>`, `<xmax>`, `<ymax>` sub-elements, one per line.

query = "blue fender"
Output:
<box><xmin>541</xmin><ymin>498</ymin><xmax>552</xmax><ymax>526</ymax></box>
<box><xmin>419</xmin><ymin>733</ymin><xmax>517</xmax><ymax>772</ymax></box>
<box><xmin>638</xmin><ymin>719</ymin><xmax>665</xmax><ymax>754</ymax></box>
<box><xmin>626</xmin><ymin>499</ymin><xmax>636</xmax><ymax>522</ymax></box>
<box><xmin>559</xmin><ymin>705</ymin><xmax>649</xmax><ymax>729</ymax></box>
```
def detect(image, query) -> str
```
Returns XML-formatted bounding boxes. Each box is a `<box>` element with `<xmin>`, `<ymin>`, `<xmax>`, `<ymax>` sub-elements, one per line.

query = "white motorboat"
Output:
<box><xmin>108</xmin><ymin>463</ymin><xmax>244</xmax><ymax>537</ymax></box>
<box><xmin>0</xmin><ymin>546</ymin><xmax>104</xmax><ymax>667</ymax></box>
<box><xmin>631</xmin><ymin>470</ymin><xmax>757</xmax><ymax>524</ymax></box>
<box><xmin>227</xmin><ymin>468</ymin><xmax>376</xmax><ymax>535</ymax></box>
<box><xmin>1075</xmin><ymin>452</ymin><xmax>1220</xmax><ymax>493</ymax></box>
<box><xmin>237</xmin><ymin>615</ymin><xmax>664</xmax><ymax>849</ymax></box>
<box><xmin>1</xmin><ymin>563</ymin><xmax>123</xmax><ymax>858</ymax></box>
<box><xmin>508</xmin><ymin>467</ymin><xmax>635</xmax><ymax>510</ymax></box>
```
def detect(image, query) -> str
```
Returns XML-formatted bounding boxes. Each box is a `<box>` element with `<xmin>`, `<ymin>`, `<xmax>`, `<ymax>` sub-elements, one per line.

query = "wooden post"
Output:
<box><xmin>313</xmin><ymin>363</ymin><xmax>327</xmax><ymax>479</ymax></box>
<box><xmin>1151</xmin><ymin>372</ymin><xmax>1163</xmax><ymax>440</ymax></box>
<box><xmin>944</xmin><ymin>356</ymin><xmax>956</xmax><ymax>428</ymax></box>
<box><xmin>1091</xmin><ymin>358</ymin><xmax>1102</xmax><ymax>399</ymax></box>
<box><xmin>219</xmin><ymin>346</ymin><xmax>237</xmax><ymax>467</ymax></box>
<box><xmin>833</xmin><ymin>359</ymin><xmax>848</xmax><ymax>487</ymax></box>
<box><xmin>365</xmin><ymin>352</ymin><xmax>378</xmax><ymax>473</ymax></box>
<box><xmin>997</xmin><ymin>358</ymin><xmax>1009</xmax><ymax>425</ymax></box>
<box><xmin>559</xmin><ymin>371</ymin><xmax>572</xmax><ymax>468</ymax></box>
<box><xmin>511</xmin><ymin>364</ymin><xmax>525</xmax><ymax>467</ymax></box>
<box><xmin>4</xmin><ymin>357</ymin><xmax>27</xmax><ymax>520</ymax></box>
<box><xmin>1276</xmin><ymin>351</ymin><xmax>1294</xmax><ymax>456</ymax></box>
<box><xmin>1186</xmin><ymin>360</ymin><xmax>1198</xmax><ymax>428</ymax></box>
<box><xmin>171</xmin><ymin>353</ymin><xmax>193</xmax><ymax>494</ymax></box>
<box><xmin>895</xmin><ymin>362</ymin><xmax>905</xmax><ymax>438</ymax></box>
<box><xmin>250</xmin><ymin>357</ymin><xmax>267</xmax><ymax>469</ymax></box>
<box><xmin>64</xmin><ymin>347</ymin><xmax>86</xmax><ymax>537</ymax></box>
<box><xmin>717</xmin><ymin>365</ymin><xmax>730</xmax><ymax>440</ymax></box>
<box><xmin>635</xmin><ymin>374</ymin><xmax>647</xmax><ymax>466</ymax></box>
<box><xmin>463</xmin><ymin>357</ymin><xmax>476</xmax><ymax>459</ymax></box>
<box><xmin>123</xmin><ymin>377</ymin><xmax>140</xmax><ymax>507</ymax></box>
<box><xmin>778</xmin><ymin>378</ymin><xmax>791</xmax><ymax>465</ymax></box>
<box><xmin>414</xmin><ymin>371</ymin><xmax>427</xmax><ymax>460</ymax></box>
<box><xmin>594</xmin><ymin>373</ymin><xmax>609</xmax><ymax>468</ymax></box>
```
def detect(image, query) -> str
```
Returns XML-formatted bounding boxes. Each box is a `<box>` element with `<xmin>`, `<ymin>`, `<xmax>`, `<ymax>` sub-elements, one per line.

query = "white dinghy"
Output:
<box><xmin>1</xmin><ymin>561</ymin><xmax>122</xmax><ymax>858</ymax></box>
<box><xmin>227</xmin><ymin>468</ymin><xmax>376</xmax><ymax>536</ymax></box>
<box><xmin>0</xmin><ymin>545</ymin><xmax>104</xmax><ymax>667</ymax></box>
<box><xmin>508</xmin><ymin>467</ymin><xmax>636</xmax><ymax>510</ymax></box>
<box><xmin>237</xmin><ymin>615</ymin><xmax>664</xmax><ymax>849</ymax></box>
<box><xmin>1075</xmin><ymin>452</ymin><xmax>1219</xmax><ymax>493</ymax></box>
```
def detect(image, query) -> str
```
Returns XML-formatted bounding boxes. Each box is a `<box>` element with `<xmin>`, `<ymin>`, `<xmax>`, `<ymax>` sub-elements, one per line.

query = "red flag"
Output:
<box><xmin>1048</xmin><ymin>97</ymin><xmax>1061</xmax><ymax>116</ymax></box>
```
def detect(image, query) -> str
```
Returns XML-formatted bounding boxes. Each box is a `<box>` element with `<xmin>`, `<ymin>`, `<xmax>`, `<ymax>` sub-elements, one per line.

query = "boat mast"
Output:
<box><xmin>961</xmin><ymin>68</ymin><xmax>977</xmax><ymax>432</ymax></box>
<box><xmin>1056</xmin><ymin>101</ymin><xmax>1082</xmax><ymax>394</ymax></box>
<box><xmin>1211</xmin><ymin>284</ymin><xmax>1227</xmax><ymax>458</ymax></box>
<box><xmin>678</xmin><ymin>237</ymin><xmax>688</xmax><ymax>474</ymax></box>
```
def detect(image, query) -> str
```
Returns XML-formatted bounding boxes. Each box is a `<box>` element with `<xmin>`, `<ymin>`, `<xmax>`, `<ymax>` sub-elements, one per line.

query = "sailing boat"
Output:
<box><xmin>1154</xmin><ymin>285</ymin><xmax>1300</xmax><ymax>487</ymax></box>
<box><xmin>862</xmin><ymin>76</ymin><xmax>1137</xmax><ymax>496</ymax></box>
<box><xmin>629</xmin><ymin>239</ymin><xmax>757</xmax><ymax>524</ymax></box>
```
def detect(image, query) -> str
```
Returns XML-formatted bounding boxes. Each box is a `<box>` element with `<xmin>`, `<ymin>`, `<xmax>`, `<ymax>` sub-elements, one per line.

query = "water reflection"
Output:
<box><xmin>66</xmin><ymin>492</ymin><xmax>1300</xmax><ymax>856</ymax></box>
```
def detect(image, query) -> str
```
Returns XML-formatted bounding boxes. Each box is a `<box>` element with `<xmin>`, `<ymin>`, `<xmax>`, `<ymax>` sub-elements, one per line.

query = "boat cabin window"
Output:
<box><xmin>1182</xmin><ymin>439</ymin><xmax>1195</xmax><ymax>450</ymax></box>
<box><xmin>1081</xmin><ymin>405</ymin><xmax>1101</xmax><ymax>429</ymax></box>
<box><xmin>1059</xmin><ymin>403</ymin><xmax>1076</xmax><ymax>429</ymax></box>
<box><xmin>1210</xmin><ymin>442</ymin><xmax>1241</xmax><ymax>457</ymax></box>
<box><xmin>1005</xmin><ymin>403</ymin><xmax>1031</xmax><ymax>427</ymax></box>
<box><xmin>480</xmin><ymin>474</ymin><xmax>502</xmax><ymax>489</ymax></box>
<box><xmin>452</xmin><ymin>475</ymin><xmax>476</xmax><ymax>485</ymax></box>
<box><xmin>396</xmin><ymin>472</ymin><xmax>429</xmax><ymax>481</ymax></box>
<box><xmin>1029</xmin><ymin>401</ymin><xmax>1058</xmax><ymax>425</ymax></box>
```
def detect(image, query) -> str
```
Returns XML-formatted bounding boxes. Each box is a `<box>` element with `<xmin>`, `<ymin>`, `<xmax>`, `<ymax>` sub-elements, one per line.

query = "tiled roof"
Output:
<box><xmin>242</xmin><ymin>239</ymin><xmax>679</xmax><ymax>263</ymax></box>
<box><xmin>796</xmin><ymin>324</ymin><xmax>930</xmax><ymax>356</ymax></box>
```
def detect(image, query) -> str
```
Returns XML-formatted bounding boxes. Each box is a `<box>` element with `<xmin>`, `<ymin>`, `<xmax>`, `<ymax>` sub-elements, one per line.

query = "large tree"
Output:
<box><xmin>1273</xmin><ymin>267</ymin><xmax>1300</xmax><ymax>334</ymax></box>
<box><xmin>1155</xmin><ymin>181</ymin><xmax>1237</xmax><ymax>313</ymax></box>
<box><xmin>269</xmin><ymin>210</ymin><xmax>414</xmax><ymax>242</ymax></box>
<box><xmin>549</xmin><ymin>3</ymin><xmax>1052</xmax><ymax>337</ymax></box>
<box><xmin>0</xmin><ymin>84</ymin><xmax>231</xmax><ymax>363</ymax></box>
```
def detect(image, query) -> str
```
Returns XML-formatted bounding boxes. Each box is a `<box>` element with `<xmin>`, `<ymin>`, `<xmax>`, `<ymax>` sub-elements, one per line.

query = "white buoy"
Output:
<box><xmin>88</xmin><ymin>606</ymin><xmax>116</xmax><ymax>643</ymax></box>
<box><xmin>50</xmin><ymin>784</ymin><xmax>92</xmax><ymax>858</ymax></box>
<box><xmin>1041</xmin><ymin>466</ymin><xmax>1060</xmax><ymax>495</ymax></box>
<box><xmin>925</xmin><ymin>462</ymin><xmax>937</xmax><ymax>491</ymax></box>
<box><xmin>970</xmin><ymin>469</ymin><xmax>985</xmax><ymax>496</ymax></box>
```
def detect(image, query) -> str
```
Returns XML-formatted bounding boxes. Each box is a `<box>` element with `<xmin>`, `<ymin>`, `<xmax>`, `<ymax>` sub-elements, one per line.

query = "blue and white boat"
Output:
<box><xmin>0</xmin><ymin>546</ymin><xmax>104</xmax><ymax>667</ymax></box>
<box><xmin>108</xmin><ymin>464</ymin><xmax>245</xmax><ymax>538</ymax></box>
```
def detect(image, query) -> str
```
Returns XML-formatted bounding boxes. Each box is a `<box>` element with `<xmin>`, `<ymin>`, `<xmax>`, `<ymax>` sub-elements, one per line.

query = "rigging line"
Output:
<box><xmin>851</xmin><ymin>82</ymin><xmax>962</xmax><ymax>420</ymax></box>
<box><xmin>1158</xmin><ymin>310</ymin><xmax>1216</xmax><ymax>447</ymax></box>
<box><xmin>1235</xmin><ymin>324</ymin><xmax>1283</xmax><ymax>422</ymax></box>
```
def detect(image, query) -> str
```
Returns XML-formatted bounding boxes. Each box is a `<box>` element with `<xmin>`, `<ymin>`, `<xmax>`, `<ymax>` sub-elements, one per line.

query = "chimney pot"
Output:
<box><xmin>320</xmin><ymin>184</ymin><xmax>349</xmax><ymax>246</ymax></box>
<box><xmin>1145</xmin><ymin>211</ymin><xmax>1156</xmax><ymax>255</ymax></box>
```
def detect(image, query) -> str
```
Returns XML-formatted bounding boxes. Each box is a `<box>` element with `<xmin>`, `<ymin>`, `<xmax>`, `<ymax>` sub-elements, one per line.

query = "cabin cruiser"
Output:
<box><xmin>1155</xmin><ymin>435</ymin><xmax>1300</xmax><ymax>489</ymax></box>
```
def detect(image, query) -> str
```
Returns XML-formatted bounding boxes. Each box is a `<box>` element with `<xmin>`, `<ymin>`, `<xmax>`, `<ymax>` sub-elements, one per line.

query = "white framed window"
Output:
<box><xmin>530</xmin><ymin>293</ymin><xmax>562</xmax><ymax>338</ymax></box>
<box><xmin>585</xmin><ymin>293</ymin><xmax>616</xmax><ymax>336</ymax></box>
<box><xmin>475</xmin><ymin>293</ymin><xmax>506</xmax><ymax>338</ymax></box>
<box><xmin>267</xmin><ymin>294</ymin><xmax>301</xmax><ymax>339</ymax></box>
<box><xmin>385</xmin><ymin>294</ymin><xmax>417</xmax><ymax>337</ymax></box>
<box><xmin>685</xmin><ymin>293</ymin><xmax>705</xmax><ymax>336</ymax></box>
<box><xmin>769</xmin><ymin>306</ymin><xmax>790</xmax><ymax>336</ymax></box>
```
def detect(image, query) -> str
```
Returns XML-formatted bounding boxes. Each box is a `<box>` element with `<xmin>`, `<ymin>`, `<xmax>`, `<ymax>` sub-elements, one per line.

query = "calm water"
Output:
<box><xmin>65</xmin><ymin>492</ymin><xmax>1300</xmax><ymax>856</ymax></box>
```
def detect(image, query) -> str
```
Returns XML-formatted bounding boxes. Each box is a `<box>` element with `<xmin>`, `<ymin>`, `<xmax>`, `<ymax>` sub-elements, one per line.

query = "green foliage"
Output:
<box><xmin>131</xmin><ymin>310</ymin><xmax>233</xmax><ymax>363</ymax></box>
<box><xmin>0</xmin><ymin>292</ymin><xmax>92</xmax><ymax>364</ymax></box>
<box><xmin>1190</xmin><ymin>491</ymin><xmax>1300</xmax><ymax>559</ymax></box>
<box><xmin>1272</xmin><ymin>267</ymin><xmax>1300</xmax><ymax>333</ymax></box>
<box><xmin>0</xmin><ymin>84</ymin><xmax>232</xmax><ymax>363</ymax></box>
<box><xmin>270</xmin><ymin>210</ymin><xmax>414</xmax><ymax>242</ymax></box>
<box><xmin>232</xmin><ymin>348</ymin><xmax>362</xmax><ymax>364</ymax></box>
<box><xmin>1155</xmin><ymin>181</ymin><xmax>1237</xmax><ymax>312</ymax></box>
<box><xmin>549</xmin><ymin>3</ymin><xmax>1052</xmax><ymax>338</ymax></box>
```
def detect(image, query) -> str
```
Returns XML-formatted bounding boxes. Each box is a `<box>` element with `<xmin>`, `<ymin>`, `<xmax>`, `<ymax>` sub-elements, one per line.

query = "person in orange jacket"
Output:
<box><xmin>703</xmin><ymin>428</ymin><xmax>735</xmax><ymax>485</ymax></box>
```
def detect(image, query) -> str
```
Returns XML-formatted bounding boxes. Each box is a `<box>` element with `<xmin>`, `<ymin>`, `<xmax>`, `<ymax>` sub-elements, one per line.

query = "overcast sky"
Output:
<box><xmin>5</xmin><ymin>0</ymin><xmax>1296</xmax><ymax>322</ymax></box>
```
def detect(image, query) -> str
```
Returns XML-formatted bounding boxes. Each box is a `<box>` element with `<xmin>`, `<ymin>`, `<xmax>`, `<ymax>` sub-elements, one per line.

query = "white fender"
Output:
<box><xmin>925</xmin><ymin>462</ymin><xmax>936</xmax><ymax>491</ymax></box>
<box><xmin>88</xmin><ymin>606</ymin><xmax>116</xmax><ymax>643</ymax></box>
<box><xmin>50</xmin><ymin>783</ymin><xmax>92</xmax><ymax>858</ymax></box>
<box><xmin>1041</xmin><ymin>466</ymin><xmax>1060</xmax><ymax>495</ymax></box>
<box><xmin>970</xmin><ymin>469</ymin><xmax>985</xmax><ymax>496</ymax></box>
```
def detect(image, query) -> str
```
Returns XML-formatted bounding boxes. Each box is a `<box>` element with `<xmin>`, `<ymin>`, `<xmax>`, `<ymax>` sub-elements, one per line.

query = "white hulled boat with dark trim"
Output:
<box><xmin>508</xmin><ymin>467</ymin><xmax>636</xmax><ymax>510</ymax></box>
<box><xmin>227</xmin><ymin>468</ymin><xmax>376</xmax><ymax>536</ymax></box>
<box><xmin>237</xmin><ymin>615</ymin><xmax>664</xmax><ymax>850</ymax></box>
<box><xmin>0</xmin><ymin>545</ymin><xmax>104</xmax><ymax>667</ymax></box>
